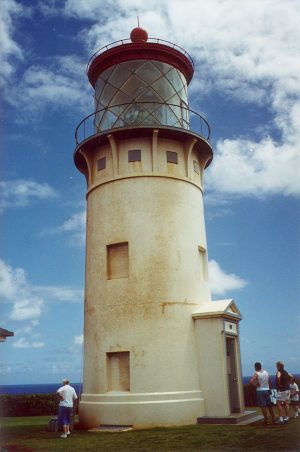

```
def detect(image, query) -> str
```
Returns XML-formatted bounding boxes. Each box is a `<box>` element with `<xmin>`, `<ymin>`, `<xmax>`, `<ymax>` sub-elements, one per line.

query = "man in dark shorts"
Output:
<box><xmin>250</xmin><ymin>362</ymin><xmax>275</xmax><ymax>425</ymax></box>
<box><xmin>57</xmin><ymin>378</ymin><xmax>78</xmax><ymax>438</ymax></box>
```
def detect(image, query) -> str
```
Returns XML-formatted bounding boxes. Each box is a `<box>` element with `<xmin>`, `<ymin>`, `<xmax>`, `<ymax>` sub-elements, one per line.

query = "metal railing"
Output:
<box><xmin>87</xmin><ymin>37</ymin><xmax>194</xmax><ymax>73</ymax></box>
<box><xmin>75</xmin><ymin>102</ymin><xmax>210</xmax><ymax>147</ymax></box>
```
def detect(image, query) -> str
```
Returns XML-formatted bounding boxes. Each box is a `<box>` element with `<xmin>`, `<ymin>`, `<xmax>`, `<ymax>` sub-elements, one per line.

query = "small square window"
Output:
<box><xmin>193</xmin><ymin>160</ymin><xmax>200</xmax><ymax>174</ymax></box>
<box><xmin>128</xmin><ymin>149</ymin><xmax>141</xmax><ymax>162</ymax></box>
<box><xmin>166</xmin><ymin>151</ymin><xmax>178</xmax><ymax>164</ymax></box>
<box><xmin>107</xmin><ymin>242</ymin><xmax>129</xmax><ymax>279</ymax></box>
<box><xmin>97</xmin><ymin>157</ymin><xmax>106</xmax><ymax>171</ymax></box>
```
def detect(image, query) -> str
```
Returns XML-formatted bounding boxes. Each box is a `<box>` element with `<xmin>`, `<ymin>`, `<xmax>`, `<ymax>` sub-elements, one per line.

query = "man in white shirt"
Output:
<box><xmin>57</xmin><ymin>378</ymin><xmax>78</xmax><ymax>438</ymax></box>
<box><xmin>250</xmin><ymin>362</ymin><xmax>275</xmax><ymax>426</ymax></box>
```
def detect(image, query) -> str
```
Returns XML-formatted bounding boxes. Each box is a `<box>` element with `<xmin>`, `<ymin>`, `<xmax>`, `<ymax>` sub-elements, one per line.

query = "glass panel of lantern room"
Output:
<box><xmin>121</xmin><ymin>75</ymin><xmax>148</xmax><ymax>100</ymax></box>
<box><xmin>165</xmin><ymin>68</ymin><xmax>184</xmax><ymax>92</ymax></box>
<box><xmin>110</xmin><ymin>90</ymin><xmax>132</xmax><ymax>108</ymax></box>
<box><xmin>94</xmin><ymin>79</ymin><xmax>105</xmax><ymax>103</ymax></box>
<box><xmin>178</xmin><ymin>88</ymin><xmax>188</xmax><ymax>106</ymax></box>
<box><xmin>151</xmin><ymin>77</ymin><xmax>176</xmax><ymax>103</ymax></box>
<box><xmin>99</xmin><ymin>84</ymin><xmax>118</xmax><ymax>109</ymax></box>
<box><xmin>100</xmin><ymin>110</ymin><xmax>119</xmax><ymax>131</ymax></box>
<box><xmin>152</xmin><ymin>61</ymin><xmax>171</xmax><ymax>75</ymax></box>
<box><xmin>136</xmin><ymin>86</ymin><xmax>163</xmax><ymax>103</ymax></box>
<box><xmin>109</xmin><ymin>65</ymin><xmax>132</xmax><ymax>88</ymax></box>
<box><xmin>99</xmin><ymin>66</ymin><xmax>115</xmax><ymax>82</ymax></box>
<box><xmin>94</xmin><ymin>59</ymin><xmax>190</xmax><ymax>132</ymax></box>
<box><xmin>135</xmin><ymin>61</ymin><xmax>162</xmax><ymax>84</ymax></box>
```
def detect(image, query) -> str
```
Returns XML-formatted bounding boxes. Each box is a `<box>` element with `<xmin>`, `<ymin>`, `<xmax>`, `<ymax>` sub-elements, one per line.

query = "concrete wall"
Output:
<box><xmin>78</xmin><ymin>130</ymin><xmax>214</xmax><ymax>427</ymax></box>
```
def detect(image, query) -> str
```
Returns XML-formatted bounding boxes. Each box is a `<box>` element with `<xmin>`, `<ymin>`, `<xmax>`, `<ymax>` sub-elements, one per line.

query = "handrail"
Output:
<box><xmin>75</xmin><ymin>102</ymin><xmax>210</xmax><ymax>147</ymax></box>
<box><xmin>87</xmin><ymin>37</ymin><xmax>194</xmax><ymax>73</ymax></box>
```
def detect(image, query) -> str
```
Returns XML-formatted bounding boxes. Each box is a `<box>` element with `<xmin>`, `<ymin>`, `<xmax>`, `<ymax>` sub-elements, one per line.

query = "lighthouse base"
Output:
<box><xmin>79</xmin><ymin>390</ymin><xmax>204</xmax><ymax>428</ymax></box>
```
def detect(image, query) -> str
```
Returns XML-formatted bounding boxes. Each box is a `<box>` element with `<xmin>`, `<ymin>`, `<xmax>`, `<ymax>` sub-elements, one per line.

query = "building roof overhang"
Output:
<box><xmin>192</xmin><ymin>299</ymin><xmax>242</xmax><ymax>322</ymax></box>
<box><xmin>0</xmin><ymin>327</ymin><xmax>14</xmax><ymax>342</ymax></box>
<box><xmin>74</xmin><ymin>125</ymin><xmax>213</xmax><ymax>175</ymax></box>
<box><xmin>87</xmin><ymin>41</ymin><xmax>194</xmax><ymax>88</ymax></box>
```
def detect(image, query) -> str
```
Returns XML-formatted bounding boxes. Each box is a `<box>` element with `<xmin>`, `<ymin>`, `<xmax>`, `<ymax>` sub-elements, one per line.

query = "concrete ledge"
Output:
<box><xmin>197</xmin><ymin>410</ymin><xmax>263</xmax><ymax>425</ymax></box>
<box><xmin>81</xmin><ymin>390</ymin><xmax>203</xmax><ymax>403</ymax></box>
<box><xmin>80</xmin><ymin>391</ymin><xmax>205</xmax><ymax>428</ymax></box>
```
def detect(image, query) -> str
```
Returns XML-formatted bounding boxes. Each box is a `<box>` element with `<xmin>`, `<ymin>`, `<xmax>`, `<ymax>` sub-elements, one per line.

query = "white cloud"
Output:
<box><xmin>60</xmin><ymin>0</ymin><xmax>300</xmax><ymax>199</ymax></box>
<box><xmin>0</xmin><ymin>259</ymin><xmax>27</xmax><ymax>300</ymax></box>
<box><xmin>43</xmin><ymin>210</ymin><xmax>86</xmax><ymax>245</ymax></box>
<box><xmin>74</xmin><ymin>334</ymin><xmax>83</xmax><ymax>346</ymax></box>
<box><xmin>13</xmin><ymin>337</ymin><xmax>45</xmax><ymax>349</ymax></box>
<box><xmin>33</xmin><ymin>285</ymin><xmax>83</xmax><ymax>304</ymax></box>
<box><xmin>3</xmin><ymin>0</ymin><xmax>299</xmax><ymax>198</ymax></box>
<box><xmin>65</xmin><ymin>1</ymin><xmax>167</xmax><ymax>52</ymax></box>
<box><xmin>208</xmin><ymin>259</ymin><xmax>248</xmax><ymax>296</ymax></box>
<box><xmin>0</xmin><ymin>1</ymin><xmax>91</xmax><ymax>116</ymax></box>
<box><xmin>0</xmin><ymin>259</ymin><xmax>45</xmax><ymax>321</ymax></box>
<box><xmin>207</xmin><ymin>136</ymin><xmax>300</xmax><ymax>197</ymax></box>
<box><xmin>10</xmin><ymin>298</ymin><xmax>44</xmax><ymax>321</ymax></box>
<box><xmin>37</xmin><ymin>0</ymin><xmax>63</xmax><ymax>17</ymax></box>
<box><xmin>0</xmin><ymin>259</ymin><xmax>83</xmax><ymax>322</ymax></box>
<box><xmin>57</xmin><ymin>210</ymin><xmax>86</xmax><ymax>234</ymax></box>
<box><xmin>7</xmin><ymin>57</ymin><xmax>93</xmax><ymax>118</ymax></box>
<box><xmin>0</xmin><ymin>179</ymin><xmax>59</xmax><ymax>211</ymax></box>
<box><xmin>0</xmin><ymin>0</ymin><xmax>25</xmax><ymax>85</ymax></box>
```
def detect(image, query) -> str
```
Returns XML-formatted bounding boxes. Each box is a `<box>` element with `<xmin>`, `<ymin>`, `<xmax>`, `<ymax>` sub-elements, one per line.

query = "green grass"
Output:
<box><xmin>0</xmin><ymin>411</ymin><xmax>300</xmax><ymax>451</ymax></box>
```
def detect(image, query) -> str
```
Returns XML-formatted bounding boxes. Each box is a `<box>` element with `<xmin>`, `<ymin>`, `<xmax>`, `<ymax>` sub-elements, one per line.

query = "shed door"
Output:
<box><xmin>226</xmin><ymin>337</ymin><xmax>240</xmax><ymax>413</ymax></box>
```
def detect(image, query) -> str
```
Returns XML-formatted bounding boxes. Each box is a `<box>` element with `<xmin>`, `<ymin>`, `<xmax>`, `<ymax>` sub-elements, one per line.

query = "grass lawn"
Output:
<box><xmin>0</xmin><ymin>410</ymin><xmax>299</xmax><ymax>451</ymax></box>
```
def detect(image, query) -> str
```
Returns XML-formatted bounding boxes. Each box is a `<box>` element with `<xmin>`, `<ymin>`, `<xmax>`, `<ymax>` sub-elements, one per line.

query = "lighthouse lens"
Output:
<box><xmin>94</xmin><ymin>60</ymin><xmax>190</xmax><ymax>132</ymax></box>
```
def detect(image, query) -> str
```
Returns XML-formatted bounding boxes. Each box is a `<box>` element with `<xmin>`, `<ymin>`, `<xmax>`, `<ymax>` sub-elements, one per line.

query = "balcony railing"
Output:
<box><xmin>75</xmin><ymin>102</ymin><xmax>210</xmax><ymax>147</ymax></box>
<box><xmin>87</xmin><ymin>38</ymin><xmax>194</xmax><ymax>73</ymax></box>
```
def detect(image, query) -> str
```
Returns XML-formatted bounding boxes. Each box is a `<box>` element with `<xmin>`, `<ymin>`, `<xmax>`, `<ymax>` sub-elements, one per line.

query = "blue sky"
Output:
<box><xmin>1</xmin><ymin>0</ymin><xmax>299</xmax><ymax>385</ymax></box>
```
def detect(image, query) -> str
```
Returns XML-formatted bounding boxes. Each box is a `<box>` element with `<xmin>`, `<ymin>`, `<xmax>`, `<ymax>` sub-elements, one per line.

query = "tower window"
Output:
<box><xmin>166</xmin><ymin>151</ymin><xmax>178</xmax><ymax>164</ymax></box>
<box><xmin>107</xmin><ymin>242</ymin><xmax>129</xmax><ymax>279</ymax></box>
<box><xmin>198</xmin><ymin>245</ymin><xmax>208</xmax><ymax>280</ymax></box>
<box><xmin>193</xmin><ymin>160</ymin><xmax>200</xmax><ymax>174</ymax></box>
<box><xmin>106</xmin><ymin>351</ymin><xmax>130</xmax><ymax>392</ymax></box>
<box><xmin>128</xmin><ymin>149</ymin><xmax>141</xmax><ymax>162</ymax></box>
<box><xmin>97</xmin><ymin>157</ymin><xmax>106</xmax><ymax>171</ymax></box>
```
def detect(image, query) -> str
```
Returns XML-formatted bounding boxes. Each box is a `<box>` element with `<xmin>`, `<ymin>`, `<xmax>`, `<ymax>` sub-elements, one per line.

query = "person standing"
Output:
<box><xmin>57</xmin><ymin>378</ymin><xmax>78</xmax><ymax>438</ymax></box>
<box><xmin>289</xmin><ymin>376</ymin><xmax>300</xmax><ymax>419</ymax></box>
<box><xmin>250</xmin><ymin>362</ymin><xmax>275</xmax><ymax>426</ymax></box>
<box><xmin>275</xmin><ymin>361</ymin><xmax>292</xmax><ymax>424</ymax></box>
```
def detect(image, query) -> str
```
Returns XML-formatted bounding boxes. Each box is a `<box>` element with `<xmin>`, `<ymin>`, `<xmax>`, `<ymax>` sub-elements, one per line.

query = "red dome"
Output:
<box><xmin>130</xmin><ymin>27</ymin><xmax>148</xmax><ymax>43</ymax></box>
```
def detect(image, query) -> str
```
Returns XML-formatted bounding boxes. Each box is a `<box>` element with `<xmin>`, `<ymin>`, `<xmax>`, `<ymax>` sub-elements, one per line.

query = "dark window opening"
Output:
<box><xmin>97</xmin><ymin>157</ymin><xmax>106</xmax><ymax>171</ymax></box>
<box><xmin>193</xmin><ymin>160</ymin><xmax>200</xmax><ymax>174</ymax></box>
<box><xmin>128</xmin><ymin>149</ymin><xmax>141</xmax><ymax>162</ymax></box>
<box><xmin>166</xmin><ymin>151</ymin><xmax>178</xmax><ymax>164</ymax></box>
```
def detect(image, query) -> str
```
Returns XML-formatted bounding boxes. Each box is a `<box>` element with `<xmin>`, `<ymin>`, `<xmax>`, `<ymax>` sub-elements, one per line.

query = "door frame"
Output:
<box><xmin>226</xmin><ymin>336</ymin><xmax>242</xmax><ymax>413</ymax></box>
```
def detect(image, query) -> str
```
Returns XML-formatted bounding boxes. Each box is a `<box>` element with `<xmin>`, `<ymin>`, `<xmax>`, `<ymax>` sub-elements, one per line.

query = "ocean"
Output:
<box><xmin>1</xmin><ymin>375</ymin><xmax>298</xmax><ymax>395</ymax></box>
<box><xmin>0</xmin><ymin>383</ymin><xmax>83</xmax><ymax>396</ymax></box>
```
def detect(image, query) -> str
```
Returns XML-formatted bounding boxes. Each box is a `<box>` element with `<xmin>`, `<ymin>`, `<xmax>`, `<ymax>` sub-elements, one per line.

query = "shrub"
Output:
<box><xmin>0</xmin><ymin>393</ymin><xmax>78</xmax><ymax>417</ymax></box>
<box><xmin>243</xmin><ymin>383</ymin><xmax>257</xmax><ymax>406</ymax></box>
<box><xmin>243</xmin><ymin>375</ymin><xmax>300</xmax><ymax>407</ymax></box>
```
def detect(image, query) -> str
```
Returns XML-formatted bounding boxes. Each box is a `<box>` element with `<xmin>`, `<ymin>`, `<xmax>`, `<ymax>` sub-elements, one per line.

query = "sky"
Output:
<box><xmin>0</xmin><ymin>0</ymin><xmax>299</xmax><ymax>385</ymax></box>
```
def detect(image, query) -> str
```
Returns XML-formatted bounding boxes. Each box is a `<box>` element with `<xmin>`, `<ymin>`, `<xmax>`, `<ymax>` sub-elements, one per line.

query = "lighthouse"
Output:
<box><xmin>74</xmin><ymin>27</ymin><xmax>246</xmax><ymax>428</ymax></box>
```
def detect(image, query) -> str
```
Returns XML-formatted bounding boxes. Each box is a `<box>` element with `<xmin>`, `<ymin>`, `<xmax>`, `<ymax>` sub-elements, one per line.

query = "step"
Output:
<box><xmin>88</xmin><ymin>424</ymin><xmax>133</xmax><ymax>433</ymax></box>
<box><xmin>197</xmin><ymin>410</ymin><xmax>263</xmax><ymax>425</ymax></box>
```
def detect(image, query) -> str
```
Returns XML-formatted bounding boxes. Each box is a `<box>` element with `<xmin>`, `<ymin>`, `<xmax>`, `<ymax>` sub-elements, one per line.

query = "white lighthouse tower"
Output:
<box><xmin>74</xmin><ymin>27</ymin><xmax>246</xmax><ymax>428</ymax></box>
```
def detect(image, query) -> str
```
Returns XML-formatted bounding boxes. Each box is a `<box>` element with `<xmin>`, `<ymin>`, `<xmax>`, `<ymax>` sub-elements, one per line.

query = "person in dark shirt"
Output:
<box><xmin>275</xmin><ymin>361</ymin><xmax>292</xmax><ymax>424</ymax></box>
